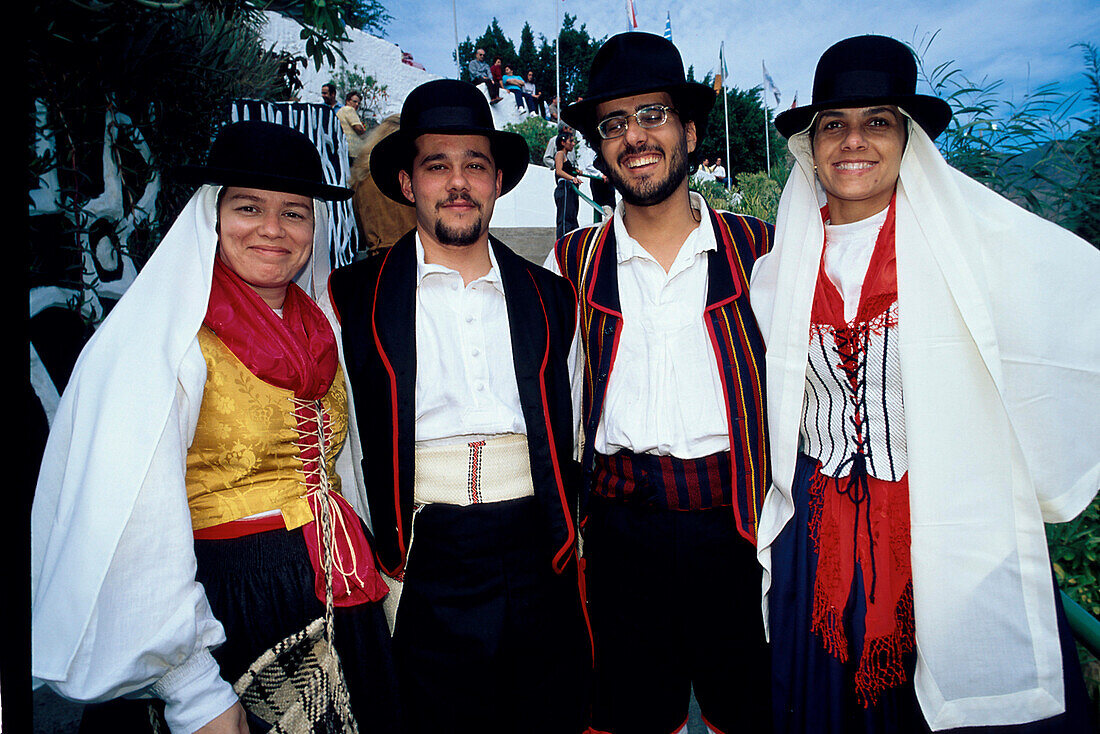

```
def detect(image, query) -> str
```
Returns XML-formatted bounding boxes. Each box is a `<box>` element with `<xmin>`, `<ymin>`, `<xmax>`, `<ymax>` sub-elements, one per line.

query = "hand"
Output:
<box><xmin>195</xmin><ymin>702</ymin><xmax>249</xmax><ymax>734</ymax></box>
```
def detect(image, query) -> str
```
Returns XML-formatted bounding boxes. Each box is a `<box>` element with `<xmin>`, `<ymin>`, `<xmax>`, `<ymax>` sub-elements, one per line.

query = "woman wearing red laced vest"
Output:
<box><xmin>750</xmin><ymin>36</ymin><xmax>1098</xmax><ymax>732</ymax></box>
<box><xmin>32</xmin><ymin>121</ymin><xmax>395</xmax><ymax>733</ymax></box>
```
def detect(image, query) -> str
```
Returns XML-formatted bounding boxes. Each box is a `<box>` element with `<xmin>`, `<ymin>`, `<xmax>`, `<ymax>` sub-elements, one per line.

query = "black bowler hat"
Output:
<box><xmin>369</xmin><ymin>79</ymin><xmax>529</xmax><ymax>206</ymax></box>
<box><xmin>562</xmin><ymin>32</ymin><xmax>716</xmax><ymax>142</ymax></box>
<box><xmin>177</xmin><ymin>120</ymin><xmax>352</xmax><ymax>201</ymax></box>
<box><xmin>774</xmin><ymin>35</ymin><xmax>952</xmax><ymax>140</ymax></box>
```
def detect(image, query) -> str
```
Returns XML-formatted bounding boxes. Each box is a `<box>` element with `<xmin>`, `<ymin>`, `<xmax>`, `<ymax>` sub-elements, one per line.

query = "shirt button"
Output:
<box><xmin>465</xmin><ymin>314</ymin><xmax>474</xmax><ymax>323</ymax></box>
<box><xmin>472</xmin><ymin>348</ymin><xmax>480</xmax><ymax>357</ymax></box>
<box><xmin>476</xmin><ymin>383</ymin><xmax>486</xmax><ymax>392</ymax></box>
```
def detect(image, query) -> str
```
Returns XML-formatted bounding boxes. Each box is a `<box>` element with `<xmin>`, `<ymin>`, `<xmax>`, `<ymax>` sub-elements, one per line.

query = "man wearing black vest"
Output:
<box><xmin>546</xmin><ymin>33</ymin><xmax>773</xmax><ymax>734</ymax></box>
<box><xmin>327</xmin><ymin>79</ymin><xmax>589</xmax><ymax>734</ymax></box>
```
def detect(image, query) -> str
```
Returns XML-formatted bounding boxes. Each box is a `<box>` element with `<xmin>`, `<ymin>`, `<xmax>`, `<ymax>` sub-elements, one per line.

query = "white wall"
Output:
<box><xmin>260</xmin><ymin>11</ymin><xmax>560</xmax><ymax>227</ymax></box>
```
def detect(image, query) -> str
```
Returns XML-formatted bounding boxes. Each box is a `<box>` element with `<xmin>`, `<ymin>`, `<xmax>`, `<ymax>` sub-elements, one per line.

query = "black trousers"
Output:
<box><xmin>392</xmin><ymin>497</ymin><xmax>591</xmax><ymax>734</ymax></box>
<box><xmin>583</xmin><ymin>496</ymin><xmax>772</xmax><ymax>734</ymax></box>
<box><xmin>555</xmin><ymin>180</ymin><xmax>580</xmax><ymax>240</ymax></box>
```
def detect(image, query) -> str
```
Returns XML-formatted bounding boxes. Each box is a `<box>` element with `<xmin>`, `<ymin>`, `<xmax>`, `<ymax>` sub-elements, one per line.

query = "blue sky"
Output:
<box><xmin>387</xmin><ymin>0</ymin><xmax>1100</xmax><ymax>130</ymax></box>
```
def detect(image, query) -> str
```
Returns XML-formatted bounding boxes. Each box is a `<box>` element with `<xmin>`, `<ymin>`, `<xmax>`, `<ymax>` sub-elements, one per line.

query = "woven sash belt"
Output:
<box><xmin>413</xmin><ymin>433</ymin><xmax>535</xmax><ymax>506</ymax></box>
<box><xmin>591</xmin><ymin>450</ymin><xmax>734</xmax><ymax>510</ymax></box>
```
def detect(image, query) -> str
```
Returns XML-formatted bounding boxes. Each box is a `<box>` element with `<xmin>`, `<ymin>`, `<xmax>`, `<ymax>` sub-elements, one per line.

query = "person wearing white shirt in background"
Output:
<box><xmin>711</xmin><ymin>155</ymin><xmax>727</xmax><ymax>185</ymax></box>
<box><xmin>326</xmin><ymin>79</ymin><xmax>590</xmax><ymax>734</ymax></box>
<box><xmin>547</xmin><ymin>32</ymin><xmax>774</xmax><ymax>734</ymax></box>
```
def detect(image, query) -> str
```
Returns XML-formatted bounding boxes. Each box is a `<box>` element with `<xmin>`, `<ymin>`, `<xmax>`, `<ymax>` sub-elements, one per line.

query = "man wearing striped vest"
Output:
<box><xmin>546</xmin><ymin>32</ymin><xmax>773</xmax><ymax>734</ymax></box>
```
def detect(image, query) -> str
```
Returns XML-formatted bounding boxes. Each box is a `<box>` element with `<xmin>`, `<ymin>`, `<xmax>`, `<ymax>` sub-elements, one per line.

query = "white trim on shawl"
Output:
<box><xmin>750</xmin><ymin>113</ymin><xmax>1099</xmax><ymax>729</ymax></box>
<box><xmin>31</xmin><ymin>184</ymin><xmax>369</xmax><ymax>732</ymax></box>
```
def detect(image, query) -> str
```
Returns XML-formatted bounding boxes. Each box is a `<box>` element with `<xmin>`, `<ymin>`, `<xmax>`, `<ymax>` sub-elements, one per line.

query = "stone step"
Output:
<box><xmin>489</xmin><ymin>227</ymin><xmax>557</xmax><ymax>265</ymax></box>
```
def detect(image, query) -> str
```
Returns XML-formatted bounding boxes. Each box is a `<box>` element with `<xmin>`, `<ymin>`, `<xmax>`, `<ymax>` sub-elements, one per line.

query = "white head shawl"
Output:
<box><xmin>31</xmin><ymin>184</ymin><xmax>369</xmax><ymax>689</ymax></box>
<box><xmin>750</xmin><ymin>112</ymin><xmax>1099</xmax><ymax>729</ymax></box>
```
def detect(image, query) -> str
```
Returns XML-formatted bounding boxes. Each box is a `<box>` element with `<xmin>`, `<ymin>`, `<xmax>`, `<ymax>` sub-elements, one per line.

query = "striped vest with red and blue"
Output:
<box><xmin>553</xmin><ymin>209</ymin><xmax>771</xmax><ymax>544</ymax></box>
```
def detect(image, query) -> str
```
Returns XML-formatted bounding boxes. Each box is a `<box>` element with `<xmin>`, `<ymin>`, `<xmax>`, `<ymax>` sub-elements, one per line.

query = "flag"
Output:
<box><xmin>717</xmin><ymin>42</ymin><xmax>727</xmax><ymax>90</ymax></box>
<box><xmin>626</xmin><ymin>0</ymin><xmax>638</xmax><ymax>28</ymax></box>
<box><xmin>663</xmin><ymin>11</ymin><xmax>672</xmax><ymax>41</ymax></box>
<box><xmin>762</xmin><ymin>60</ymin><xmax>781</xmax><ymax>106</ymax></box>
<box><xmin>789</xmin><ymin>92</ymin><xmax>798</xmax><ymax>110</ymax></box>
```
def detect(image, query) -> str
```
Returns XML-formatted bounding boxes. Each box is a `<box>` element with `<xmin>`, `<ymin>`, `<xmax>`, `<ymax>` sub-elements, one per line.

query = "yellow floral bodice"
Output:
<box><xmin>186</xmin><ymin>326</ymin><xmax>348</xmax><ymax>531</ymax></box>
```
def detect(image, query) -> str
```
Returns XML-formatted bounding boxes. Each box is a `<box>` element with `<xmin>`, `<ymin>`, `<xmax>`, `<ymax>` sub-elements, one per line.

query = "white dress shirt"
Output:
<box><xmin>547</xmin><ymin>192</ymin><xmax>731</xmax><ymax>459</ymax></box>
<box><xmin>414</xmin><ymin>234</ymin><xmax>527</xmax><ymax>445</ymax></box>
<box><xmin>822</xmin><ymin>206</ymin><xmax>889</xmax><ymax>322</ymax></box>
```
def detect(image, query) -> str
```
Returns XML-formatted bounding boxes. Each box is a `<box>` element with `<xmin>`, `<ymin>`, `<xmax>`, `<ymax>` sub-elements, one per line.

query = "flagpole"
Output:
<box><xmin>720</xmin><ymin>42</ymin><xmax>731</xmax><ymax>191</ymax></box>
<box><xmin>452</xmin><ymin>0</ymin><xmax>461</xmax><ymax>79</ymax></box>
<box><xmin>762</xmin><ymin>62</ymin><xmax>771</xmax><ymax>175</ymax></box>
<box><xmin>555</xmin><ymin>0</ymin><xmax>561</xmax><ymax>123</ymax></box>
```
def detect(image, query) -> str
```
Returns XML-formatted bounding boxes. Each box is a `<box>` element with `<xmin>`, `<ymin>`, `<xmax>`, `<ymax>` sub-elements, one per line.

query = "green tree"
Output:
<box><xmin>343</xmin><ymin>0</ymin><xmax>392</xmax><ymax>35</ymax></box>
<box><xmin>693</xmin><ymin>73</ymin><xmax>786</xmax><ymax>182</ymax></box>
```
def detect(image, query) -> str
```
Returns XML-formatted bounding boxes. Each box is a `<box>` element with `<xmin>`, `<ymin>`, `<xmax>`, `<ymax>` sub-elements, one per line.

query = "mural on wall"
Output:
<box><xmin>29</xmin><ymin>100</ymin><xmax>357</xmax><ymax>431</ymax></box>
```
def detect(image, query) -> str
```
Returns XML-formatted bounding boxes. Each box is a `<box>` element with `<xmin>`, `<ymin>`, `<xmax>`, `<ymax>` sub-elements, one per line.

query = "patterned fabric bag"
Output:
<box><xmin>231</xmin><ymin>399</ymin><xmax>360</xmax><ymax>733</ymax></box>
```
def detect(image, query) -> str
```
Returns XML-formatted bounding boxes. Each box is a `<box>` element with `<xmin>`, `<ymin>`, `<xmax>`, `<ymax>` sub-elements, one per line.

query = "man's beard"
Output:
<box><xmin>432</xmin><ymin>195</ymin><xmax>485</xmax><ymax>246</ymax></box>
<box><xmin>604</xmin><ymin>137</ymin><xmax>689</xmax><ymax>207</ymax></box>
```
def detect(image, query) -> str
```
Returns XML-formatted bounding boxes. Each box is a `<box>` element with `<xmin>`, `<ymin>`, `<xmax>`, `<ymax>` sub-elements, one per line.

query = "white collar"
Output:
<box><xmin>414</xmin><ymin>230</ymin><xmax>504</xmax><ymax>293</ymax></box>
<box><xmin>612</xmin><ymin>191</ymin><xmax>716</xmax><ymax>267</ymax></box>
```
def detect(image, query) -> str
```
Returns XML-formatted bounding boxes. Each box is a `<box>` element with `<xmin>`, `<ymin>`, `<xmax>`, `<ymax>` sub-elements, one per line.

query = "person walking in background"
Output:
<box><xmin>467</xmin><ymin>47</ymin><xmax>502</xmax><ymax>103</ymax></box>
<box><xmin>553</xmin><ymin>130</ymin><xmax>581</xmax><ymax>239</ymax></box>
<box><xmin>548</xmin><ymin>31</ymin><xmax>774</xmax><ymax>734</ymax></box>
<box><xmin>753</xmin><ymin>34</ymin><xmax>1097</xmax><ymax>733</ymax></box>
<box><xmin>327</xmin><ymin>79</ymin><xmax>591</xmax><ymax>734</ymax></box>
<box><xmin>337</xmin><ymin>90</ymin><xmax>369</xmax><ymax>164</ymax></box>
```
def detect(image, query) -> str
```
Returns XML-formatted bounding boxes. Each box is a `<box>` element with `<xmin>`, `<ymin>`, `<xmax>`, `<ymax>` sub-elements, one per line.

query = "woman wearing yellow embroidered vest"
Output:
<box><xmin>31</xmin><ymin>121</ymin><xmax>395</xmax><ymax>733</ymax></box>
<box><xmin>750</xmin><ymin>36</ymin><xmax>1098</xmax><ymax>732</ymax></box>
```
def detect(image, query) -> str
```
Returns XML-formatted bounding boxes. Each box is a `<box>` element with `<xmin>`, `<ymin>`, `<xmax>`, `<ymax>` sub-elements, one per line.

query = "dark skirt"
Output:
<box><xmin>769</xmin><ymin>452</ymin><xmax>1094</xmax><ymax>734</ymax></box>
<box><xmin>80</xmin><ymin>523</ymin><xmax>398</xmax><ymax>733</ymax></box>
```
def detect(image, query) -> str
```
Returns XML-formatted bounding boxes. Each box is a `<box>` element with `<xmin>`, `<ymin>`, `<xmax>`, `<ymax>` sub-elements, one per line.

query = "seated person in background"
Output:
<box><xmin>547</xmin><ymin>95</ymin><xmax>560</xmax><ymax>122</ymax></box>
<box><xmin>712</xmin><ymin>156</ymin><xmax>728</xmax><ymax>185</ymax></box>
<box><xmin>490</xmin><ymin>56</ymin><xmax>504</xmax><ymax>90</ymax></box>
<box><xmin>467</xmin><ymin>48</ymin><xmax>502</xmax><ymax>103</ymax></box>
<box><xmin>524</xmin><ymin>71</ymin><xmax>548</xmax><ymax>118</ymax></box>
<box><xmin>502</xmin><ymin>65</ymin><xmax>535</xmax><ymax>113</ymax></box>
<box><xmin>338</xmin><ymin>91</ymin><xmax>369</xmax><ymax>163</ymax></box>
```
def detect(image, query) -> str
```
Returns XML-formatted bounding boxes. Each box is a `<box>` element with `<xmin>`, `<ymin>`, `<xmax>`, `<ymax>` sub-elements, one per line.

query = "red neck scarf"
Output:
<box><xmin>808</xmin><ymin>195</ymin><xmax>915</xmax><ymax>708</ymax></box>
<box><xmin>204</xmin><ymin>254</ymin><xmax>337</xmax><ymax>400</ymax></box>
<box><xmin>202</xmin><ymin>255</ymin><xmax>388</xmax><ymax>607</ymax></box>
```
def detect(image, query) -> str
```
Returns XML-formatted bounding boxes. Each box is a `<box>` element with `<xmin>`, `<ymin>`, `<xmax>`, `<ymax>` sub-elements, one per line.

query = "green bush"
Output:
<box><xmin>731</xmin><ymin>172</ymin><xmax>781</xmax><ymax>223</ymax></box>
<box><xmin>504</xmin><ymin>116</ymin><xmax>557</xmax><ymax>166</ymax></box>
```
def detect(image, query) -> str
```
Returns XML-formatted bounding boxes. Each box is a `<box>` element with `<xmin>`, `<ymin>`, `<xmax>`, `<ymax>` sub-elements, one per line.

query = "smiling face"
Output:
<box><xmin>811</xmin><ymin>105</ymin><xmax>906</xmax><ymax>224</ymax></box>
<box><xmin>217</xmin><ymin>187</ymin><xmax>315</xmax><ymax>308</ymax></box>
<box><xmin>596</xmin><ymin>91</ymin><xmax>696</xmax><ymax>208</ymax></box>
<box><xmin>399</xmin><ymin>133</ymin><xmax>502</xmax><ymax>249</ymax></box>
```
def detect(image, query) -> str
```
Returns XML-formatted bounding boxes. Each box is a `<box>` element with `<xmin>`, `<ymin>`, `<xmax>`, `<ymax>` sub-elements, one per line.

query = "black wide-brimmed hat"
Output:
<box><xmin>177</xmin><ymin>120</ymin><xmax>352</xmax><ymax>201</ymax></box>
<box><xmin>562</xmin><ymin>32</ymin><xmax>716</xmax><ymax>142</ymax></box>
<box><xmin>370</xmin><ymin>79</ymin><xmax>530</xmax><ymax>206</ymax></box>
<box><xmin>774</xmin><ymin>35</ymin><xmax>952</xmax><ymax>140</ymax></box>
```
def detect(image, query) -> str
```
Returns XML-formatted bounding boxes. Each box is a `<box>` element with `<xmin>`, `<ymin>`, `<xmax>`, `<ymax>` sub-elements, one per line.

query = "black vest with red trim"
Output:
<box><xmin>329</xmin><ymin>232</ymin><xmax>580</xmax><ymax>578</ymax></box>
<box><xmin>552</xmin><ymin>209</ymin><xmax>771</xmax><ymax>544</ymax></box>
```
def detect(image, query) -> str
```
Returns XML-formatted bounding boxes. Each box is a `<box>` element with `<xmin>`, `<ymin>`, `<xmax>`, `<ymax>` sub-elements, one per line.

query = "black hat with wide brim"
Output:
<box><xmin>774</xmin><ymin>35</ymin><xmax>952</xmax><ymax>140</ymax></box>
<box><xmin>562</xmin><ymin>32</ymin><xmax>716</xmax><ymax>142</ymax></box>
<box><xmin>177</xmin><ymin>120</ymin><xmax>352</xmax><ymax>201</ymax></box>
<box><xmin>370</xmin><ymin>79</ymin><xmax>530</xmax><ymax>206</ymax></box>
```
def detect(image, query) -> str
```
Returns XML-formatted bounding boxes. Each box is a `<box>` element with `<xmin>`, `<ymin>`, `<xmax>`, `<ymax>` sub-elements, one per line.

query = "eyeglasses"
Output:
<box><xmin>596</xmin><ymin>104</ymin><xmax>678</xmax><ymax>139</ymax></box>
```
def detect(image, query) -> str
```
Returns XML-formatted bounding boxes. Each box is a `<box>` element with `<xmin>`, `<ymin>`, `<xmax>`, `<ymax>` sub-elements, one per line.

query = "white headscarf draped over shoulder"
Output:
<box><xmin>750</xmin><ymin>113</ymin><xmax>1100</xmax><ymax>729</ymax></box>
<box><xmin>31</xmin><ymin>185</ymin><xmax>368</xmax><ymax>724</ymax></box>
